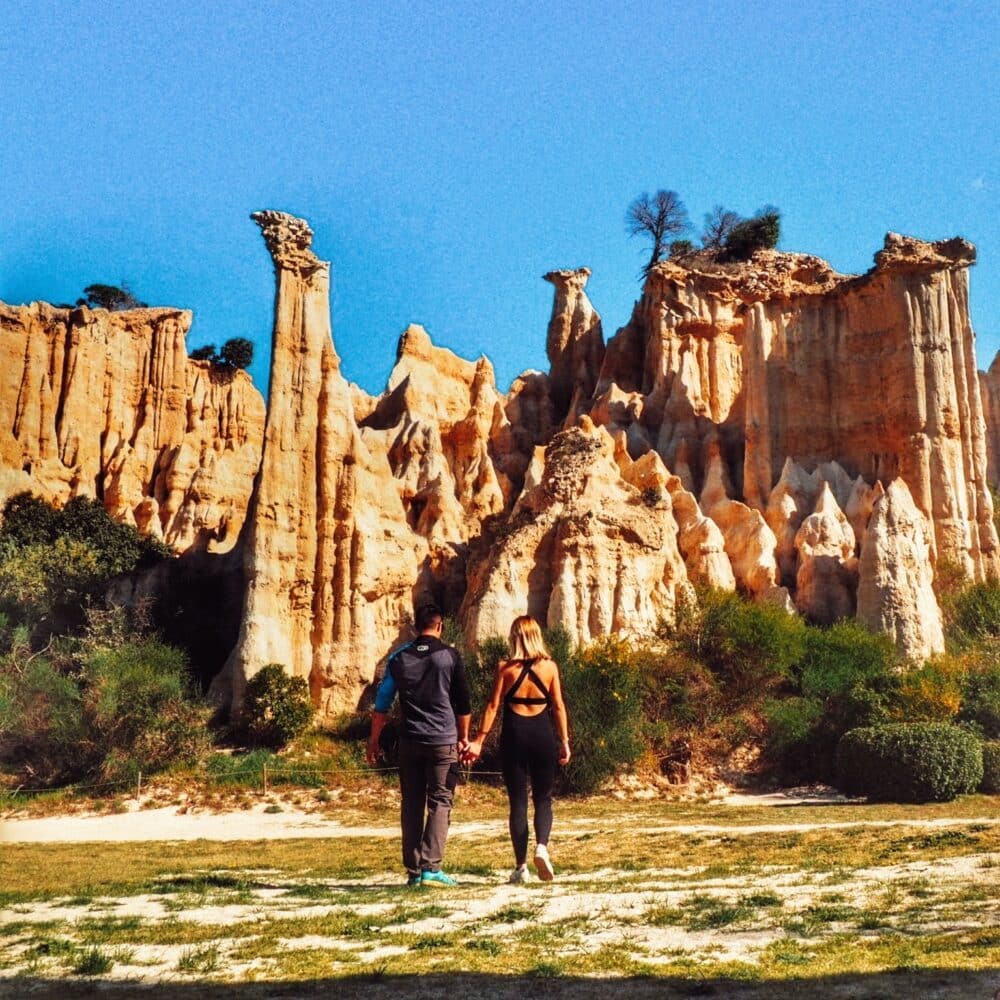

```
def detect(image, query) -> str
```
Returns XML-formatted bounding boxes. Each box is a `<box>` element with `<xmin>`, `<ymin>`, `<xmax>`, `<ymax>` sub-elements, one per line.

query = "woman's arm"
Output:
<box><xmin>548</xmin><ymin>661</ymin><xmax>571</xmax><ymax>765</ymax></box>
<box><xmin>463</xmin><ymin>662</ymin><xmax>508</xmax><ymax>761</ymax></box>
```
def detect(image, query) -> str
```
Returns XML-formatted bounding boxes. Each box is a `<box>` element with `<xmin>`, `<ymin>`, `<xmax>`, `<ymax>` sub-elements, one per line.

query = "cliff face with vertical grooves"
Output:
<box><xmin>213</xmin><ymin>211</ymin><xmax>420</xmax><ymax>717</ymax></box>
<box><xmin>982</xmin><ymin>352</ymin><xmax>1000</xmax><ymax>489</ymax></box>
<box><xmin>4</xmin><ymin>214</ymin><xmax>998</xmax><ymax>718</ymax></box>
<box><xmin>591</xmin><ymin>236</ymin><xmax>999</xmax><ymax>583</ymax></box>
<box><xmin>0</xmin><ymin>301</ymin><xmax>264</xmax><ymax>553</ymax></box>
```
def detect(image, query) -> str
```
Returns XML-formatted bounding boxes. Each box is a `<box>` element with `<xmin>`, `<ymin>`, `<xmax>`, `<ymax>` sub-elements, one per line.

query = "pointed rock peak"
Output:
<box><xmin>251</xmin><ymin>210</ymin><xmax>325</xmax><ymax>275</ymax></box>
<box><xmin>990</xmin><ymin>351</ymin><xmax>1000</xmax><ymax>376</ymax></box>
<box><xmin>473</xmin><ymin>355</ymin><xmax>496</xmax><ymax>387</ymax></box>
<box><xmin>773</xmin><ymin>457</ymin><xmax>816</xmax><ymax>497</ymax></box>
<box><xmin>543</xmin><ymin>267</ymin><xmax>592</xmax><ymax>293</ymax></box>
<box><xmin>813</xmin><ymin>481</ymin><xmax>843</xmax><ymax>516</ymax></box>
<box><xmin>396</xmin><ymin>323</ymin><xmax>434</xmax><ymax>360</ymax></box>
<box><xmin>700</xmin><ymin>444</ymin><xmax>734</xmax><ymax>512</ymax></box>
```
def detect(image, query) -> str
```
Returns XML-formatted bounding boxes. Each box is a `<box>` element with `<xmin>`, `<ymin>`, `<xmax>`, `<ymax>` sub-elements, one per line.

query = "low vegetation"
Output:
<box><xmin>2</xmin><ymin>488</ymin><xmax>1000</xmax><ymax>803</ymax></box>
<box><xmin>626</xmin><ymin>189</ymin><xmax>782</xmax><ymax>274</ymax></box>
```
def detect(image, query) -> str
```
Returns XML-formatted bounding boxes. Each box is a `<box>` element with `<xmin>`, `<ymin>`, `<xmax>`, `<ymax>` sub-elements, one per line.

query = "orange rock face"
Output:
<box><xmin>215</xmin><ymin>211</ymin><xmax>421</xmax><ymax>717</ymax></box>
<box><xmin>6</xmin><ymin>214</ymin><xmax>996</xmax><ymax>710</ymax></box>
<box><xmin>0</xmin><ymin>301</ymin><xmax>264</xmax><ymax>553</ymax></box>
<box><xmin>982</xmin><ymin>352</ymin><xmax>1000</xmax><ymax>490</ymax></box>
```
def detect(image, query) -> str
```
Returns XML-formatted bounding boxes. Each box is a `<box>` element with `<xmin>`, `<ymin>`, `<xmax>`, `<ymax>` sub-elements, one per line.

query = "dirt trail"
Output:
<box><xmin>3</xmin><ymin>802</ymin><xmax>1000</xmax><ymax>844</ymax></box>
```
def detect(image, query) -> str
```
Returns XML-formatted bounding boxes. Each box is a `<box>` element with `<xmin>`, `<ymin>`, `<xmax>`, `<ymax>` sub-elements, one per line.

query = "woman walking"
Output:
<box><xmin>463</xmin><ymin>616</ymin><xmax>570</xmax><ymax>882</ymax></box>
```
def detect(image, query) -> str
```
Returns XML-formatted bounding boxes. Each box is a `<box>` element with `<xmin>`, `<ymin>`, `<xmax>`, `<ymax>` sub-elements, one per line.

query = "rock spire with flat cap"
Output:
<box><xmin>214</xmin><ymin>211</ymin><xmax>419</xmax><ymax>717</ymax></box>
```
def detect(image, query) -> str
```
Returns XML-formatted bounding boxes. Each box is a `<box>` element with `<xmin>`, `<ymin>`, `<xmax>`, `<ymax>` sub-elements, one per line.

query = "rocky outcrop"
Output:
<box><xmin>216</xmin><ymin>211</ymin><xmax>420</xmax><ymax>717</ymax></box>
<box><xmin>857</xmin><ymin>479</ymin><xmax>945</xmax><ymax>660</ymax></box>
<box><xmin>982</xmin><ymin>352</ymin><xmax>1000</xmax><ymax>490</ymax></box>
<box><xmin>462</xmin><ymin>418</ymin><xmax>692</xmax><ymax>648</ymax></box>
<box><xmin>740</xmin><ymin>234</ymin><xmax>998</xmax><ymax>582</ymax></box>
<box><xmin>793</xmin><ymin>483</ymin><xmax>857</xmax><ymax>625</ymax></box>
<box><xmin>590</xmin><ymin>237</ymin><xmax>999</xmax><ymax>582</ymax></box>
<box><xmin>0</xmin><ymin>301</ymin><xmax>264</xmax><ymax>553</ymax></box>
<box><xmin>543</xmin><ymin>268</ymin><xmax>604</xmax><ymax>421</ymax></box>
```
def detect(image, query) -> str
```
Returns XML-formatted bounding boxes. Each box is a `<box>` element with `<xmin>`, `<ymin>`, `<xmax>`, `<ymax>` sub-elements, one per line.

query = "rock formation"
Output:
<box><xmin>591</xmin><ymin>236</ymin><xmax>999</xmax><ymax>582</ymax></box>
<box><xmin>215</xmin><ymin>211</ymin><xmax>420</xmax><ymax>716</ymax></box>
<box><xmin>462</xmin><ymin>417</ymin><xmax>691</xmax><ymax>647</ymax></box>
<box><xmin>982</xmin><ymin>352</ymin><xmax>1000</xmax><ymax>490</ymax></box>
<box><xmin>793</xmin><ymin>483</ymin><xmax>857</xmax><ymax>625</ymax></box>
<box><xmin>5</xmin><ymin>214</ymin><xmax>997</xmax><ymax>717</ymax></box>
<box><xmin>857</xmin><ymin>479</ymin><xmax>945</xmax><ymax>660</ymax></box>
<box><xmin>0</xmin><ymin>301</ymin><xmax>264</xmax><ymax>553</ymax></box>
<box><xmin>543</xmin><ymin>268</ymin><xmax>604</xmax><ymax>421</ymax></box>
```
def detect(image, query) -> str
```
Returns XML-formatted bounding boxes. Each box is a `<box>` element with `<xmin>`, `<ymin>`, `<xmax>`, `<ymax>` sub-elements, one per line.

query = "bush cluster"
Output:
<box><xmin>189</xmin><ymin>338</ymin><xmax>254</xmax><ymax>370</ymax></box>
<box><xmin>0</xmin><ymin>493</ymin><xmax>168</xmax><ymax>637</ymax></box>
<box><xmin>0</xmin><ymin>612</ymin><xmax>209</xmax><ymax>786</ymax></box>
<box><xmin>835</xmin><ymin>723</ymin><xmax>983</xmax><ymax>803</ymax></box>
<box><xmin>241</xmin><ymin>664</ymin><xmax>314</xmax><ymax>749</ymax></box>
<box><xmin>981</xmin><ymin>741</ymin><xmax>1000</xmax><ymax>794</ymax></box>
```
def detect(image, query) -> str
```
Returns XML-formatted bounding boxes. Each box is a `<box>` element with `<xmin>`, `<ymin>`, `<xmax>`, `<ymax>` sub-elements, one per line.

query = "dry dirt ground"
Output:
<box><xmin>2</xmin><ymin>793</ymin><xmax>1000</xmax><ymax>998</ymax></box>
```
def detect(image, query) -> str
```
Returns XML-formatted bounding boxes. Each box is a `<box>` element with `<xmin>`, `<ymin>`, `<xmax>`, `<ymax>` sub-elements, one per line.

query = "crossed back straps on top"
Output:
<box><xmin>504</xmin><ymin>658</ymin><xmax>551</xmax><ymax>708</ymax></box>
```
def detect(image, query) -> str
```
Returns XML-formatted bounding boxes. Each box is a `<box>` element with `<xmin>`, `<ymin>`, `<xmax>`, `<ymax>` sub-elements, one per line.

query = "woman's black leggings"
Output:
<box><xmin>500</xmin><ymin>709</ymin><xmax>557</xmax><ymax>865</ymax></box>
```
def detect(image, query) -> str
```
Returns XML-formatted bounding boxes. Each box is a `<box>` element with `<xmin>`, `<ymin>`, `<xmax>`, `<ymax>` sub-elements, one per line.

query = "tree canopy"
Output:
<box><xmin>626</xmin><ymin>190</ymin><xmax>690</xmax><ymax>277</ymax></box>
<box><xmin>77</xmin><ymin>283</ymin><xmax>147</xmax><ymax>311</ymax></box>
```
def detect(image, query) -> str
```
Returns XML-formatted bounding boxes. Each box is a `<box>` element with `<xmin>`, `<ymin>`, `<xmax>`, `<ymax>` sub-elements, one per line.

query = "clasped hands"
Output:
<box><xmin>458</xmin><ymin>738</ymin><xmax>482</xmax><ymax>765</ymax></box>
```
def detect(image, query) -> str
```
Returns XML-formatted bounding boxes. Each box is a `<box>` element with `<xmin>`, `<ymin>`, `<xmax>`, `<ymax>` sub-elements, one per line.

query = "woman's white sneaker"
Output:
<box><xmin>533</xmin><ymin>844</ymin><xmax>554</xmax><ymax>881</ymax></box>
<box><xmin>508</xmin><ymin>865</ymin><xmax>529</xmax><ymax>884</ymax></box>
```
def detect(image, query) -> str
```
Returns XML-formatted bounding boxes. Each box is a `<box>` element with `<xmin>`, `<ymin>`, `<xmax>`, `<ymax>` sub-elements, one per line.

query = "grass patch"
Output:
<box><xmin>71</xmin><ymin>945</ymin><xmax>114</xmax><ymax>975</ymax></box>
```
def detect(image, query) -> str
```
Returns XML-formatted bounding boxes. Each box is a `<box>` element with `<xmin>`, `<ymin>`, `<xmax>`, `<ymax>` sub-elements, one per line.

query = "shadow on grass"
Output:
<box><xmin>3</xmin><ymin>969</ymin><xmax>999</xmax><ymax>1000</ymax></box>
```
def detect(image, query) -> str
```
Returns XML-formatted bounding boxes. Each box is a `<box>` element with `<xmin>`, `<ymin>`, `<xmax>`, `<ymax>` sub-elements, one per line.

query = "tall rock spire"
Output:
<box><xmin>543</xmin><ymin>268</ymin><xmax>604</xmax><ymax>420</ymax></box>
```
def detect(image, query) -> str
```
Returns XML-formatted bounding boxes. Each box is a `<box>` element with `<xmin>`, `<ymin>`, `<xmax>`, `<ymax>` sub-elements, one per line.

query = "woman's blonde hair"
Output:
<box><xmin>508</xmin><ymin>615</ymin><xmax>550</xmax><ymax>661</ymax></box>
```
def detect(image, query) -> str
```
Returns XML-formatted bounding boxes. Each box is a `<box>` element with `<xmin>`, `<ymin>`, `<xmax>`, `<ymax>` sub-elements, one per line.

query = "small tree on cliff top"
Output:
<box><xmin>626</xmin><ymin>190</ymin><xmax>690</xmax><ymax>278</ymax></box>
<box><xmin>701</xmin><ymin>205</ymin><xmax>742</xmax><ymax>250</ymax></box>
<box><xmin>77</xmin><ymin>283</ymin><xmax>147</xmax><ymax>311</ymax></box>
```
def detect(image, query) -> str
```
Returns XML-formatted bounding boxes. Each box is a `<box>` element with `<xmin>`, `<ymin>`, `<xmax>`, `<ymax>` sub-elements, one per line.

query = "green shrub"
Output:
<box><xmin>559</xmin><ymin>637</ymin><xmax>645</xmax><ymax>794</ymax></box>
<box><xmin>980</xmin><ymin>741</ymin><xmax>1000</xmax><ymax>794</ymax></box>
<box><xmin>723</xmin><ymin>211</ymin><xmax>781</xmax><ymax>261</ymax></box>
<box><xmin>0</xmin><ymin>656</ymin><xmax>87</xmax><ymax>784</ymax></box>
<box><xmin>242</xmin><ymin>664</ymin><xmax>313</xmax><ymax>749</ymax></box>
<box><xmin>835</xmin><ymin>723</ymin><xmax>983</xmax><ymax>803</ymax></box>
<box><xmin>0</xmin><ymin>494</ymin><xmax>168</xmax><ymax>635</ymax></box>
<box><xmin>0</xmin><ymin>493</ymin><xmax>59</xmax><ymax>547</ymax></box>
<box><xmin>82</xmin><ymin>640</ymin><xmax>210</xmax><ymax>782</ymax></box>
<box><xmin>763</xmin><ymin>620</ymin><xmax>898</xmax><ymax>781</ymax></box>
<box><xmin>669</xmin><ymin>239</ymin><xmax>695</xmax><ymax>257</ymax></box>
<box><xmin>950</xmin><ymin>581</ymin><xmax>1000</xmax><ymax>646</ymax></box>
<box><xmin>959</xmin><ymin>663</ymin><xmax>1000</xmax><ymax>738</ymax></box>
<box><xmin>219</xmin><ymin>337</ymin><xmax>254</xmax><ymax>370</ymax></box>
<box><xmin>671</xmin><ymin>589</ymin><xmax>807</xmax><ymax>695</ymax></box>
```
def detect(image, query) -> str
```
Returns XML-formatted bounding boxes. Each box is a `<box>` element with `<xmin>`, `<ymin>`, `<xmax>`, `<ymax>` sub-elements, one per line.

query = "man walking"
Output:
<box><xmin>367</xmin><ymin>604</ymin><xmax>471</xmax><ymax>886</ymax></box>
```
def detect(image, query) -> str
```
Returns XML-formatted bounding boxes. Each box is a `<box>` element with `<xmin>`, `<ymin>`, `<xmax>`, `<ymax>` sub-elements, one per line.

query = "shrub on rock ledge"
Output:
<box><xmin>836</xmin><ymin>722</ymin><xmax>983</xmax><ymax>803</ymax></box>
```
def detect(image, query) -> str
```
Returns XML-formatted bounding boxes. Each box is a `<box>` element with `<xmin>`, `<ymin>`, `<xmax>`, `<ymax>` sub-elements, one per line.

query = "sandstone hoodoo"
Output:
<box><xmin>0</xmin><ymin>301</ymin><xmax>264</xmax><ymax>553</ymax></box>
<box><xmin>3</xmin><ymin>212</ymin><xmax>999</xmax><ymax>718</ymax></box>
<box><xmin>982</xmin><ymin>351</ymin><xmax>1000</xmax><ymax>490</ymax></box>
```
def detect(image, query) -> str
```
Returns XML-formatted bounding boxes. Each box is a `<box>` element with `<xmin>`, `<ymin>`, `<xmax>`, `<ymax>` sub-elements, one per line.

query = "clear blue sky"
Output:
<box><xmin>3</xmin><ymin>1</ymin><xmax>998</xmax><ymax>397</ymax></box>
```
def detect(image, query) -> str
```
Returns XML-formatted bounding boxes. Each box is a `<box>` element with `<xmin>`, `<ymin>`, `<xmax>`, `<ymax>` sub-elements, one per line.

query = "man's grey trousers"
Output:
<box><xmin>398</xmin><ymin>739</ymin><xmax>458</xmax><ymax>875</ymax></box>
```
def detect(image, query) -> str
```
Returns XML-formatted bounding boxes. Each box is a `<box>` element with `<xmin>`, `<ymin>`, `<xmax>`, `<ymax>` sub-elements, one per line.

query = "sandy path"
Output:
<box><xmin>3</xmin><ymin>803</ymin><xmax>1000</xmax><ymax>844</ymax></box>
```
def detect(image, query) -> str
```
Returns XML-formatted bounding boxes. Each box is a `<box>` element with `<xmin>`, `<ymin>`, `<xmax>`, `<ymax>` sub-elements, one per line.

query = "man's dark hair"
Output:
<box><xmin>415</xmin><ymin>603</ymin><xmax>444</xmax><ymax>632</ymax></box>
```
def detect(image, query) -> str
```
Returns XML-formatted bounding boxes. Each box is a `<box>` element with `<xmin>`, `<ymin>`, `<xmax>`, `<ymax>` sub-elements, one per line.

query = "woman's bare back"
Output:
<box><xmin>499</xmin><ymin>656</ymin><xmax>558</xmax><ymax>717</ymax></box>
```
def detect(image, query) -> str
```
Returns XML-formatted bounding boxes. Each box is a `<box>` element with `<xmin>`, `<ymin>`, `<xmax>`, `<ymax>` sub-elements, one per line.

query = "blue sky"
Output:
<box><xmin>2</xmin><ymin>1</ymin><xmax>998</xmax><ymax>396</ymax></box>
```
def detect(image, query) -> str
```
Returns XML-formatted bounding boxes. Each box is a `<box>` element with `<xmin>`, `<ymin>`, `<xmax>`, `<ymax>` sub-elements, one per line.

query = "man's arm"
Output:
<box><xmin>366</xmin><ymin>669</ymin><xmax>398</xmax><ymax>766</ymax></box>
<box><xmin>450</xmin><ymin>650</ymin><xmax>473</xmax><ymax>752</ymax></box>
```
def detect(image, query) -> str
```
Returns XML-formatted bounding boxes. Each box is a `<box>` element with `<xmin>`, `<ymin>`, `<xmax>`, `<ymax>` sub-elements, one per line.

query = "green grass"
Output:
<box><xmin>1</xmin><ymin>797</ymin><xmax>999</xmax><ymax>993</ymax></box>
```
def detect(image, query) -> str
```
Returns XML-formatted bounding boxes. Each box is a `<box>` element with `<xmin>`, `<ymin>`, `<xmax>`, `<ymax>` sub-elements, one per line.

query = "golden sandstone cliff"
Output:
<box><xmin>0</xmin><ymin>302</ymin><xmax>264</xmax><ymax>553</ymax></box>
<box><xmin>2</xmin><ymin>212</ymin><xmax>999</xmax><ymax>719</ymax></box>
<box><xmin>982</xmin><ymin>352</ymin><xmax>1000</xmax><ymax>490</ymax></box>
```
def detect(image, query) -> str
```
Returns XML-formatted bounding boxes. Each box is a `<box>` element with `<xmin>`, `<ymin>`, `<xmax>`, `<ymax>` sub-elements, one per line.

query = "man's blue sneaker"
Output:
<box><xmin>421</xmin><ymin>869</ymin><xmax>457</xmax><ymax>887</ymax></box>
<box><xmin>405</xmin><ymin>874</ymin><xmax>422</xmax><ymax>887</ymax></box>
